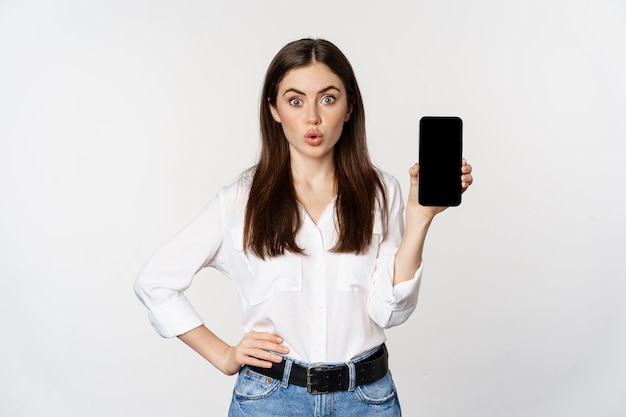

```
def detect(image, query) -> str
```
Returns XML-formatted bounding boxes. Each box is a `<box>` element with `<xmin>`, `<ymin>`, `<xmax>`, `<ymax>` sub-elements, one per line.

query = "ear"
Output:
<box><xmin>344</xmin><ymin>103</ymin><xmax>353</xmax><ymax>122</ymax></box>
<box><xmin>268</xmin><ymin>99</ymin><xmax>281</xmax><ymax>123</ymax></box>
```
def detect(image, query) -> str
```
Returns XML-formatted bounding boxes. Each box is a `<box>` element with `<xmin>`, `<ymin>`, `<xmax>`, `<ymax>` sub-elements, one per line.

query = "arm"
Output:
<box><xmin>135</xmin><ymin>184</ymin><xmax>289</xmax><ymax>375</ymax></box>
<box><xmin>393</xmin><ymin>159</ymin><xmax>473</xmax><ymax>285</ymax></box>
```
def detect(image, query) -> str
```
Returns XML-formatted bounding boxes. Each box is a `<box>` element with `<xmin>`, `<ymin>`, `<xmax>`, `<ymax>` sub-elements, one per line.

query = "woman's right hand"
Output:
<box><xmin>178</xmin><ymin>326</ymin><xmax>289</xmax><ymax>376</ymax></box>
<box><xmin>221</xmin><ymin>331</ymin><xmax>289</xmax><ymax>376</ymax></box>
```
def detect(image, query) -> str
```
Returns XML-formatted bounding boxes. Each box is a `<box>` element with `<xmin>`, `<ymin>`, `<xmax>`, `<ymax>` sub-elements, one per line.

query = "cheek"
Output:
<box><xmin>330</xmin><ymin>109</ymin><xmax>349</xmax><ymax>129</ymax></box>
<box><xmin>278</xmin><ymin>119</ymin><xmax>299</xmax><ymax>141</ymax></box>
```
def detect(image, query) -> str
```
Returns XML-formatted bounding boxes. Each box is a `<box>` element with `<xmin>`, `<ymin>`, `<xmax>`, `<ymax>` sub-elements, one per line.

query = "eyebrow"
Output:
<box><xmin>282</xmin><ymin>85</ymin><xmax>342</xmax><ymax>96</ymax></box>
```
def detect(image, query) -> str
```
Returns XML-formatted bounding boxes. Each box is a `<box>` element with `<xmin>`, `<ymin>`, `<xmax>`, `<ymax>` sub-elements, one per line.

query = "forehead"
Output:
<box><xmin>278</xmin><ymin>63</ymin><xmax>345</xmax><ymax>92</ymax></box>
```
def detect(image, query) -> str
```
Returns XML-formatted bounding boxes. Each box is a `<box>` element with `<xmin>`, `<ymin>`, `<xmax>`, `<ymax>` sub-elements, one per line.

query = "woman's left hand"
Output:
<box><xmin>406</xmin><ymin>158</ymin><xmax>473</xmax><ymax>219</ymax></box>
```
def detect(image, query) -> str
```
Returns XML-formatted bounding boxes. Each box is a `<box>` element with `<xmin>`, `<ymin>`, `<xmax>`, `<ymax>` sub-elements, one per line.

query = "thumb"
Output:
<box><xmin>409</xmin><ymin>163</ymin><xmax>420</xmax><ymax>185</ymax></box>
<box><xmin>408</xmin><ymin>163</ymin><xmax>420</xmax><ymax>202</ymax></box>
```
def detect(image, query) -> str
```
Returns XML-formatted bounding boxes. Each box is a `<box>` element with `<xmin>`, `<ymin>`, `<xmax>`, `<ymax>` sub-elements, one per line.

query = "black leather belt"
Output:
<box><xmin>248</xmin><ymin>344</ymin><xmax>388</xmax><ymax>394</ymax></box>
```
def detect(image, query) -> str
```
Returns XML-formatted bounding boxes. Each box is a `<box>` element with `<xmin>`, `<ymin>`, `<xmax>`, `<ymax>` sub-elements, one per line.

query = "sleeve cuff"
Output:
<box><xmin>390</xmin><ymin>264</ymin><xmax>422</xmax><ymax>304</ymax></box>
<box><xmin>376</xmin><ymin>254</ymin><xmax>422</xmax><ymax>310</ymax></box>
<box><xmin>146</xmin><ymin>295</ymin><xmax>204</xmax><ymax>338</ymax></box>
<box><xmin>368</xmin><ymin>255</ymin><xmax>423</xmax><ymax>328</ymax></box>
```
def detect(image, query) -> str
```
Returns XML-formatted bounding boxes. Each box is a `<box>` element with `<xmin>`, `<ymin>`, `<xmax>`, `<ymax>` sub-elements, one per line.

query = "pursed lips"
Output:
<box><xmin>305</xmin><ymin>129</ymin><xmax>323</xmax><ymax>145</ymax></box>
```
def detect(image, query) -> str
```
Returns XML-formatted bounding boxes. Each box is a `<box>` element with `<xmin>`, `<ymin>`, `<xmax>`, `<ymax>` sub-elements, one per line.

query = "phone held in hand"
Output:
<box><xmin>418</xmin><ymin>116</ymin><xmax>463</xmax><ymax>207</ymax></box>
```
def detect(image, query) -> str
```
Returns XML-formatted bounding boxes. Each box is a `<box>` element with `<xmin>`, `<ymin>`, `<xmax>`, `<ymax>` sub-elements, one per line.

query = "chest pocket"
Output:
<box><xmin>230</xmin><ymin>226</ymin><xmax>303</xmax><ymax>306</ymax></box>
<box><xmin>336</xmin><ymin>226</ymin><xmax>382</xmax><ymax>293</ymax></box>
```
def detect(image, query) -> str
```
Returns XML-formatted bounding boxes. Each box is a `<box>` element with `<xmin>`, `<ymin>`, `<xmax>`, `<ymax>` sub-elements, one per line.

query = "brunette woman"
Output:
<box><xmin>135</xmin><ymin>38</ymin><xmax>473</xmax><ymax>416</ymax></box>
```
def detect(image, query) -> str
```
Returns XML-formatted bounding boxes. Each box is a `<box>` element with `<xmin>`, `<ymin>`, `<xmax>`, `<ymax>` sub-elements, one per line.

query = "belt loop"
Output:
<box><xmin>347</xmin><ymin>360</ymin><xmax>356</xmax><ymax>392</ymax></box>
<box><xmin>281</xmin><ymin>358</ymin><xmax>294</xmax><ymax>388</ymax></box>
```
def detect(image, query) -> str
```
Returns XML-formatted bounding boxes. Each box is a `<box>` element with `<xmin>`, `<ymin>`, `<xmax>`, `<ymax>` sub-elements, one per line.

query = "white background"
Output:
<box><xmin>1</xmin><ymin>0</ymin><xmax>625</xmax><ymax>416</ymax></box>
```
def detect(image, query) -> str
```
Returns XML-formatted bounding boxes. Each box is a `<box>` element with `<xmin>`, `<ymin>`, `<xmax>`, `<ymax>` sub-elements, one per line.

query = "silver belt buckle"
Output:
<box><xmin>306</xmin><ymin>365</ymin><xmax>330</xmax><ymax>394</ymax></box>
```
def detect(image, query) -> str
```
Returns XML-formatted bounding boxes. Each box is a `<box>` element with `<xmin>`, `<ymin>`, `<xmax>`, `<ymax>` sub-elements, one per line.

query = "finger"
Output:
<box><xmin>254</xmin><ymin>339</ymin><xmax>290</xmax><ymax>355</ymax></box>
<box><xmin>242</xmin><ymin>332</ymin><xmax>289</xmax><ymax>355</ymax></box>
<box><xmin>243</xmin><ymin>355</ymin><xmax>282</xmax><ymax>368</ymax></box>
<box><xmin>461</xmin><ymin>176</ymin><xmax>473</xmax><ymax>192</ymax></box>
<box><xmin>246</xmin><ymin>331</ymin><xmax>283</xmax><ymax>341</ymax></box>
<box><xmin>461</xmin><ymin>163</ymin><xmax>472</xmax><ymax>174</ymax></box>
<box><xmin>244</xmin><ymin>332</ymin><xmax>285</xmax><ymax>347</ymax></box>
<box><xmin>231</xmin><ymin>344</ymin><xmax>282</xmax><ymax>367</ymax></box>
<box><xmin>247</xmin><ymin>348</ymin><xmax>285</xmax><ymax>364</ymax></box>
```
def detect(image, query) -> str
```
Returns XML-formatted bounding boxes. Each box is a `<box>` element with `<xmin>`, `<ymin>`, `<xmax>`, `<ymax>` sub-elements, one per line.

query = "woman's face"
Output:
<box><xmin>270</xmin><ymin>62</ymin><xmax>352</xmax><ymax>164</ymax></box>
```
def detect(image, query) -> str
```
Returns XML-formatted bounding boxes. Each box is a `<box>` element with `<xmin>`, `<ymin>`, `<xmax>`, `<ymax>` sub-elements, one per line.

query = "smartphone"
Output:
<box><xmin>418</xmin><ymin>116</ymin><xmax>463</xmax><ymax>206</ymax></box>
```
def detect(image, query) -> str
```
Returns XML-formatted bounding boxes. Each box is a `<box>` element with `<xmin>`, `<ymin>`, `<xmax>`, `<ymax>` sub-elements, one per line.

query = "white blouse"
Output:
<box><xmin>134</xmin><ymin>171</ymin><xmax>422</xmax><ymax>363</ymax></box>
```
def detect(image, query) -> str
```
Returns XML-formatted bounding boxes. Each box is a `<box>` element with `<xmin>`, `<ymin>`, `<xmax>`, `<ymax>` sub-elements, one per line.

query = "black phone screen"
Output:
<box><xmin>418</xmin><ymin>116</ymin><xmax>463</xmax><ymax>206</ymax></box>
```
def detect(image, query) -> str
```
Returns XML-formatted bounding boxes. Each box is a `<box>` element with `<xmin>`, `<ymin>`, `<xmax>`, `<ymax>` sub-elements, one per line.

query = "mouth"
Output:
<box><xmin>305</xmin><ymin>130</ymin><xmax>323</xmax><ymax>145</ymax></box>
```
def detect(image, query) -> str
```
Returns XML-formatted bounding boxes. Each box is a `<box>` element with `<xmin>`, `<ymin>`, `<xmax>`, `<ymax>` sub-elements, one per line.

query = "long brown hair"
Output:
<box><xmin>244</xmin><ymin>38</ymin><xmax>387</xmax><ymax>258</ymax></box>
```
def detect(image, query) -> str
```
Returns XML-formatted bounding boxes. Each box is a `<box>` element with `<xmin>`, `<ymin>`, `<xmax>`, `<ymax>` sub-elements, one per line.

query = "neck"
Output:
<box><xmin>289</xmin><ymin>154</ymin><xmax>335</xmax><ymax>188</ymax></box>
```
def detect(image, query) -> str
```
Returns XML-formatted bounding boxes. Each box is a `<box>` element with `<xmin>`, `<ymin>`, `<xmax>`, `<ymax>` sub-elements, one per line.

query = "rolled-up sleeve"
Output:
<box><xmin>367</xmin><ymin>176</ymin><xmax>422</xmax><ymax>329</ymax></box>
<box><xmin>134</xmin><ymin>194</ymin><xmax>225</xmax><ymax>338</ymax></box>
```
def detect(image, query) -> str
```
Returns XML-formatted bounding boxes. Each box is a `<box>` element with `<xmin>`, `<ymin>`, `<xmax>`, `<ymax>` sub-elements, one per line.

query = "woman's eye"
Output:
<box><xmin>289</xmin><ymin>98</ymin><xmax>303</xmax><ymax>106</ymax></box>
<box><xmin>322</xmin><ymin>96</ymin><xmax>336</xmax><ymax>104</ymax></box>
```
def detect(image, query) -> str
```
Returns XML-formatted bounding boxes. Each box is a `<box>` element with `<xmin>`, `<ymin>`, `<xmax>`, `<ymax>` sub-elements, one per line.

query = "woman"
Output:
<box><xmin>135</xmin><ymin>38</ymin><xmax>473</xmax><ymax>416</ymax></box>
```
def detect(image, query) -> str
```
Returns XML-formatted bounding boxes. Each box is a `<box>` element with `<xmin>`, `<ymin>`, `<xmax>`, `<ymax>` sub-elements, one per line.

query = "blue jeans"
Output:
<box><xmin>228</xmin><ymin>346</ymin><xmax>402</xmax><ymax>417</ymax></box>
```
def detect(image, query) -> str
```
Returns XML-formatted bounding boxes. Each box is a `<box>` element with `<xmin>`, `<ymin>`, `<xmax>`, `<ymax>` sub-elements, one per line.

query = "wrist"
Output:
<box><xmin>220</xmin><ymin>345</ymin><xmax>240</xmax><ymax>376</ymax></box>
<box><xmin>405</xmin><ymin>206</ymin><xmax>435</xmax><ymax>228</ymax></box>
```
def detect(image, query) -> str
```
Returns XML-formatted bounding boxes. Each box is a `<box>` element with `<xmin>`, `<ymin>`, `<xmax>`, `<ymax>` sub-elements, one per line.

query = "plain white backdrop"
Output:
<box><xmin>1</xmin><ymin>0</ymin><xmax>625</xmax><ymax>415</ymax></box>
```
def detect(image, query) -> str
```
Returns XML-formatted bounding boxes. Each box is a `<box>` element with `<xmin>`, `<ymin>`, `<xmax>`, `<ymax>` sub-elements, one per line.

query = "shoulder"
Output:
<box><xmin>375</xmin><ymin>168</ymin><xmax>402</xmax><ymax>198</ymax></box>
<box><xmin>374</xmin><ymin>168</ymin><xmax>404</xmax><ymax>220</ymax></box>
<box><xmin>216</xmin><ymin>169</ymin><xmax>253</xmax><ymax>201</ymax></box>
<box><xmin>205</xmin><ymin>170</ymin><xmax>253</xmax><ymax>223</ymax></box>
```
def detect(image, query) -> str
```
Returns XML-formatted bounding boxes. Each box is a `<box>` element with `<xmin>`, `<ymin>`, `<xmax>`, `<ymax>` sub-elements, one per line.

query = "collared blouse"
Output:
<box><xmin>134</xmin><ymin>170</ymin><xmax>422</xmax><ymax>363</ymax></box>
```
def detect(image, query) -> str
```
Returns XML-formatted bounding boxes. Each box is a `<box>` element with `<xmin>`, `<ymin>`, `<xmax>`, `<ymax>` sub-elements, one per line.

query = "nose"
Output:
<box><xmin>307</xmin><ymin>104</ymin><xmax>321</xmax><ymax>125</ymax></box>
